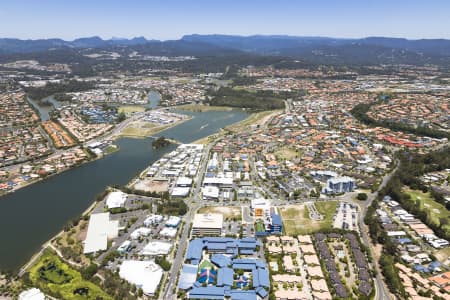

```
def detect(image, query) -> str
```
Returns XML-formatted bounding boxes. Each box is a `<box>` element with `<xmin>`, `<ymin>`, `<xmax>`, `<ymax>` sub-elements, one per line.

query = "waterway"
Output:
<box><xmin>146</xmin><ymin>90</ymin><xmax>161</xmax><ymax>109</ymax></box>
<box><xmin>0</xmin><ymin>108</ymin><xmax>248</xmax><ymax>271</ymax></box>
<box><xmin>27</xmin><ymin>96</ymin><xmax>63</xmax><ymax>121</ymax></box>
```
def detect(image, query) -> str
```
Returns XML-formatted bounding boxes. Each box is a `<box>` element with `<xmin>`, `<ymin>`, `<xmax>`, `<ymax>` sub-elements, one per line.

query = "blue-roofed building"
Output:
<box><xmin>232</xmin><ymin>258</ymin><xmax>266</xmax><ymax>270</ymax></box>
<box><xmin>230</xmin><ymin>290</ymin><xmax>257</xmax><ymax>300</ymax></box>
<box><xmin>184</xmin><ymin>237</ymin><xmax>270</xmax><ymax>299</ymax></box>
<box><xmin>256</xmin><ymin>287</ymin><xmax>268</xmax><ymax>298</ymax></box>
<box><xmin>186</xmin><ymin>239</ymin><xmax>204</xmax><ymax>262</ymax></box>
<box><xmin>414</xmin><ymin>264</ymin><xmax>429</xmax><ymax>273</ymax></box>
<box><xmin>239</xmin><ymin>249</ymin><xmax>255</xmax><ymax>255</ymax></box>
<box><xmin>178</xmin><ymin>264</ymin><xmax>198</xmax><ymax>290</ymax></box>
<box><xmin>397</xmin><ymin>237</ymin><xmax>412</xmax><ymax>244</ymax></box>
<box><xmin>252</xmin><ymin>268</ymin><xmax>270</xmax><ymax>288</ymax></box>
<box><xmin>211</xmin><ymin>254</ymin><xmax>232</xmax><ymax>268</ymax></box>
<box><xmin>186</xmin><ymin>238</ymin><xmax>260</xmax><ymax>264</ymax></box>
<box><xmin>207</xmin><ymin>242</ymin><xmax>229</xmax><ymax>252</ymax></box>
<box><xmin>188</xmin><ymin>286</ymin><xmax>225</xmax><ymax>299</ymax></box>
<box><xmin>429</xmin><ymin>261</ymin><xmax>442</xmax><ymax>272</ymax></box>
<box><xmin>217</xmin><ymin>267</ymin><xmax>234</xmax><ymax>287</ymax></box>
<box><xmin>236</xmin><ymin>238</ymin><xmax>259</xmax><ymax>249</ymax></box>
<box><xmin>270</xmin><ymin>213</ymin><xmax>283</xmax><ymax>234</ymax></box>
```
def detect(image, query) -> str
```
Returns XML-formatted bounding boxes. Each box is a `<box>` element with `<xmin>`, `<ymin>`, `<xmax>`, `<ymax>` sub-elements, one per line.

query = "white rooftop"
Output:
<box><xmin>83</xmin><ymin>212</ymin><xmax>119</xmax><ymax>254</ymax></box>
<box><xmin>171</xmin><ymin>187</ymin><xmax>190</xmax><ymax>197</ymax></box>
<box><xmin>119</xmin><ymin>260</ymin><xmax>163</xmax><ymax>296</ymax></box>
<box><xmin>160</xmin><ymin>227</ymin><xmax>178</xmax><ymax>237</ymax></box>
<box><xmin>141</xmin><ymin>241</ymin><xmax>173</xmax><ymax>256</ymax></box>
<box><xmin>202</xmin><ymin>186</ymin><xmax>219</xmax><ymax>199</ymax></box>
<box><xmin>130</xmin><ymin>227</ymin><xmax>152</xmax><ymax>239</ymax></box>
<box><xmin>166</xmin><ymin>216</ymin><xmax>181</xmax><ymax>227</ymax></box>
<box><xmin>105</xmin><ymin>191</ymin><xmax>127</xmax><ymax>209</ymax></box>
<box><xmin>19</xmin><ymin>288</ymin><xmax>46</xmax><ymax>300</ymax></box>
<box><xmin>251</xmin><ymin>198</ymin><xmax>271</xmax><ymax>208</ymax></box>
<box><xmin>192</xmin><ymin>213</ymin><xmax>223</xmax><ymax>229</ymax></box>
<box><xmin>176</xmin><ymin>177</ymin><xmax>193</xmax><ymax>186</ymax></box>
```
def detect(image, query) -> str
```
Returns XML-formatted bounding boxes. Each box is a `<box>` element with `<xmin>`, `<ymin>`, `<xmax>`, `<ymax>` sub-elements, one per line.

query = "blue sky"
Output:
<box><xmin>1</xmin><ymin>0</ymin><xmax>449</xmax><ymax>40</ymax></box>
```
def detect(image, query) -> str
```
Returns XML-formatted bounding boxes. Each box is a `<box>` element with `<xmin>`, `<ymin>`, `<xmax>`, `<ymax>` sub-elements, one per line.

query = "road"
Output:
<box><xmin>356</xmin><ymin>160</ymin><xmax>400</xmax><ymax>300</ymax></box>
<box><xmin>161</xmin><ymin>142</ymin><xmax>213</xmax><ymax>300</ymax></box>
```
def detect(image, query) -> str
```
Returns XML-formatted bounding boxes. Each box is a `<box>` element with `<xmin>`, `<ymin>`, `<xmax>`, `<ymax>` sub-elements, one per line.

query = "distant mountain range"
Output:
<box><xmin>1</xmin><ymin>35</ymin><xmax>450</xmax><ymax>65</ymax></box>
<box><xmin>0</xmin><ymin>36</ymin><xmax>153</xmax><ymax>54</ymax></box>
<box><xmin>182</xmin><ymin>35</ymin><xmax>450</xmax><ymax>56</ymax></box>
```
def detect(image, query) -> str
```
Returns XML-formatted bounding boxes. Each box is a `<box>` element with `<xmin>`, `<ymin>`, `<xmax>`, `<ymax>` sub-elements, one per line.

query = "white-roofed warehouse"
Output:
<box><xmin>83</xmin><ymin>212</ymin><xmax>119</xmax><ymax>254</ymax></box>
<box><xmin>119</xmin><ymin>260</ymin><xmax>163</xmax><ymax>296</ymax></box>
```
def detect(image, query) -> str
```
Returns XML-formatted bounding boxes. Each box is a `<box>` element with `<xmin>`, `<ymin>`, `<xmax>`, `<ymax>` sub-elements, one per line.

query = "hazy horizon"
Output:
<box><xmin>1</xmin><ymin>0</ymin><xmax>449</xmax><ymax>40</ymax></box>
<box><xmin>2</xmin><ymin>34</ymin><xmax>450</xmax><ymax>42</ymax></box>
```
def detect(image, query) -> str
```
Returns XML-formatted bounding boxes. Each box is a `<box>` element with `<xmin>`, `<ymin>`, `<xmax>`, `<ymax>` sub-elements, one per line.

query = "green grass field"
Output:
<box><xmin>118</xmin><ymin>105</ymin><xmax>146</xmax><ymax>114</ymax></box>
<box><xmin>404</xmin><ymin>188</ymin><xmax>450</xmax><ymax>233</ymax></box>
<box><xmin>274</xmin><ymin>147</ymin><xmax>300</xmax><ymax>161</ymax></box>
<box><xmin>29</xmin><ymin>250</ymin><xmax>112</xmax><ymax>300</ymax></box>
<box><xmin>225</xmin><ymin>110</ymin><xmax>280</xmax><ymax>132</ymax></box>
<box><xmin>119</xmin><ymin>122</ymin><xmax>170</xmax><ymax>138</ymax></box>
<box><xmin>280</xmin><ymin>201</ymin><xmax>337</xmax><ymax>235</ymax></box>
<box><xmin>434</xmin><ymin>247</ymin><xmax>450</xmax><ymax>262</ymax></box>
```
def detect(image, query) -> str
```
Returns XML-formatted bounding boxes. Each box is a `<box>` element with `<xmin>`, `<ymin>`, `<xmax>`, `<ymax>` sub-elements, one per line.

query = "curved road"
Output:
<box><xmin>357</xmin><ymin>160</ymin><xmax>400</xmax><ymax>300</ymax></box>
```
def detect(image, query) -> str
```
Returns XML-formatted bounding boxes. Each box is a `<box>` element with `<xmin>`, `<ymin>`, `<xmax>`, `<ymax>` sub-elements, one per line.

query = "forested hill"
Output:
<box><xmin>1</xmin><ymin>35</ymin><xmax>450</xmax><ymax>66</ymax></box>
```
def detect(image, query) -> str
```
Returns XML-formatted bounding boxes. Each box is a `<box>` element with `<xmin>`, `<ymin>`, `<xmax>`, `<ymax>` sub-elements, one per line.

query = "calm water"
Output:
<box><xmin>146</xmin><ymin>90</ymin><xmax>161</xmax><ymax>109</ymax></box>
<box><xmin>0</xmin><ymin>109</ymin><xmax>247</xmax><ymax>271</ymax></box>
<box><xmin>27</xmin><ymin>96</ymin><xmax>54</xmax><ymax>121</ymax></box>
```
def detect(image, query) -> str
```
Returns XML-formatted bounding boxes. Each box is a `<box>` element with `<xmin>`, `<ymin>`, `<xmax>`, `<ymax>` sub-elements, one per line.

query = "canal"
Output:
<box><xmin>0</xmin><ymin>108</ymin><xmax>248</xmax><ymax>271</ymax></box>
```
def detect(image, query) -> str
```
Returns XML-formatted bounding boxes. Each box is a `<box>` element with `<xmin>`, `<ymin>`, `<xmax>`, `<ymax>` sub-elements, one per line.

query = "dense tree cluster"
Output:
<box><xmin>102</xmin><ymin>269</ymin><xmax>138</xmax><ymax>300</ymax></box>
<box><xmin>208</xmin><ymin>87</ymin><xmax>286</xmax><ymax>110</ymax></box>
<box><xmin>231</xmin><ymin>76</ymin><xmax>257</xmax><ymax>86</ymax></box>
<box><xmin>24</xmin><ymin>80</ymin><xmax>95</xmax><ymax>101</ymax></box>
<box><xmin>379</xmin><ymin>255</ymin><xmax>406</xmax><ymax>297</ymax></box>
<box><xmin>152</xmin><ymin>136</ymin><xmax>171</xmax><ymax>149</ymax></box>
<box><xmin>155</xmin><ymin>256</ymin><xmax>171</xmax><ymax>271</ymax></box>
<box><xmin>157</xmin><ymin>198</ymin><xmax>187</xmax><ymax>216</ymax></box>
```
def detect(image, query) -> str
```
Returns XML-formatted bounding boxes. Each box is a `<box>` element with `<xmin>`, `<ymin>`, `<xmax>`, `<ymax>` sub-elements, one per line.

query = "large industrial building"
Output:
<box><xmin>119</xmin><ymin>260</ymin><xmax>163</xmax><ymax>296</ymax></box>
<box><xmin>192</xmin><ymin>213</ymin><xmax>223</xmax><ymax>236</ymax></box>
<box><xmin>83</xmin><ymin>212</ymin><xmax>119</xmax><ymax>254</ymax></box>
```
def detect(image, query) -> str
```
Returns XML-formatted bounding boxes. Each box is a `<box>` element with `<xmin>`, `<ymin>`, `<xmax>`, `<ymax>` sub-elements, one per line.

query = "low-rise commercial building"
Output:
<box><xmin>192</xmin><ymin>213</ymin><xmax>223</xmax><ymax>236</ymax></box>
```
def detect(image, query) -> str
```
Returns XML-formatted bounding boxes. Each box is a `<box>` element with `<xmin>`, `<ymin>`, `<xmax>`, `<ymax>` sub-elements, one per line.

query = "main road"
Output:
<box><xmin>356</xmin><ymin>160</ymin><xmax>399</xmax><ymax>300</ymax></box>
<box><xmin>161</xmin><ymin>142</ymin><xmax>214</xmax><ymax>300</ymax></box>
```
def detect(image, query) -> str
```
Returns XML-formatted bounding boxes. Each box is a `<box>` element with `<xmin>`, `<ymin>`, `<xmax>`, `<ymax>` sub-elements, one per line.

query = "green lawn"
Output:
<box><xmin>255</xmin><ymin>220</ymin><xmax>265</xmax><ymax>232</ymax></box>
<box><xmin>279</xmin><ymin>201</ymin><xmax>337</xmax><ymax>235</ymax></box>
<box><xmin>434</xmin><ymin>247</ymin><xmax>450</xmax><ymax>262</ymax></box>
<box><xmin>199</xmin><ymin>260</ymin><xmax>215</xmax><ymax>270</ymax></box>
<box><xmin>315</xmin><ymin>201</ymin><xmax>339</xmax><ymax>228</ymax></box>
<box><xmin>404</xmin><ymin>188</ymin><xmax>450</xmax><ymax>233</ymax></box>
<box><xmin>118</xmin><ymin>105</ymin><xmax>146</xmax><ymax>114</ymax></box>
<box><xmin>29</xmin><ymin>250</ymin><xmax>112</xmax><ymax>300</ymax></box>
